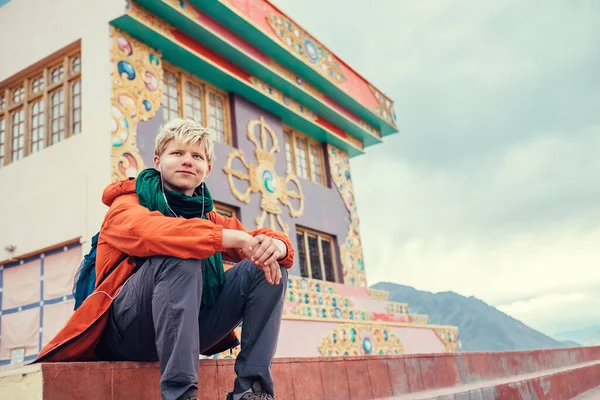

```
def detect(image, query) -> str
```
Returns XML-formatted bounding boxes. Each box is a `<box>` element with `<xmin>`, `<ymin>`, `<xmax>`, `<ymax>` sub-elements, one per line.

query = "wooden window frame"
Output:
<box><xmin>296</xmin><ymin>226</ymin><xmax>338</xmax><ymax>283</ymax></box>
<box><xmin>162</xmin><ymin>62</ymin><xmax>232</xmax><ymax>146</ymax></box>
<box><xmin>0</xmin><ymin>45</ymin><xmax>81</xmax><ymax>168</ymax></box>
<box><xmin>213</xmin><ymin>201</ymin><xmax>238</xmax><ymax>219</ymax></box>
<box><xmin>283</xmin><ymin>127</ymin><xmax>326</xmax><ymax>187</ymax></box>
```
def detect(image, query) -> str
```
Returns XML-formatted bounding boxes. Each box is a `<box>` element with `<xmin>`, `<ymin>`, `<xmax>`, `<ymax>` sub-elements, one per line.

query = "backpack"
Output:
<box><xmin>72</xmin><ymin>233</ymin><xmax>128</xmax><ymax>311</ymax></box>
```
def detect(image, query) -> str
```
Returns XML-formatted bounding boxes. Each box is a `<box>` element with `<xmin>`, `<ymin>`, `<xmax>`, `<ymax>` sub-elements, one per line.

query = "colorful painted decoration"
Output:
<box><xmin>117</xmin><ymin>61</ymin><xmax>136</xmax><ymax>80</ymax></box>
<box><xmin>318</xmin><ymin>324</ymin><xmax>405</xmax><ymax>357</ymax></box>
<box><xmin>223</xmin><ymin>117</ymin><xmax>305</xmax><ymax>232</ymax></box>
<box><xmin>284</xmin><ymin>276</ymin><xmax>374</xmax><ymax>322</ymax></box>
<box><xmin>328</xmin><ymin>144</ymin><xmax>367</xmax><ymax>287</ymax></box>
<box><xmin>116</xmin><ymin>36</ymin><xmax>133</xmax><ymax>55</ymax></box>
<box><xmin>434</xmin><ymin>327</ymin><xmax>460</xmax><ymax>353</ymax></box>
<box><xmin>148</xmin><ymin>53</ymin><xmax>159</xmax><ymax>65</ymax></box>
<box><xmin>144</xmin><ymin>71</ymin><xmax>158</xmax><ymax>91</ymax></box>
<box><xmin>267</xmin><ymin>14</ymin><xmax>346</xmax><ymax>85</ymax></box>
<box><xmin>110</xmin><ymin>27</ymin><xmax>163</xmax><ymax>181</ymax></box>
<box><xmin>369</xmin><ymin>84</ymin><xmax>397</xmax><ymax>127</ymax></box>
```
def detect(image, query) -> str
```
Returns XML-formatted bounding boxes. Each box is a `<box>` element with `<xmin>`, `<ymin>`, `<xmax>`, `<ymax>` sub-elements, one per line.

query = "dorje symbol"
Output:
<box><xmin>224</xmin><ymin>117</ymin><xmax>304</xmax><ymax>233</ymax></box>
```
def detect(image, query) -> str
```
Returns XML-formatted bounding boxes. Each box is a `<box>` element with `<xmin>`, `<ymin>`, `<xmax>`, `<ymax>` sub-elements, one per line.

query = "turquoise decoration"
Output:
<box><xmin>383</xmin><ymin>330</ymin><xmax>389</xmax><ymax>341</ymax></box>
<box><xmin>334</xmin><ymin>308</ymin><xmax>342</xmax><ymax>318</ymax></box>
<box><xmin>112</xmin><ymin>138</ymin><xmax>123</xmax><ymax>147</ymax></box>
<box><xmin>344</xmin><ymin>170</ymin><xmax>351</xmax><ymax>179</ymax></box>
<box><xmin>349</xmin><ymin>328</ymin><xmax>356</xmax><ymax>342</ymax></box>
<box><xmin>148</xmin><ymin>53</ymin><xmax>159</xmax><ymax>65</ymax></box>
<box><xmin>357</xmin><ymin>259</ymin><xmax>364</xmax><ymax>271</ymax></box>
<box><xmin>262</xmin><ymin>170</ymin><xmax>276</xmax><ymax>193</ymax></box>
<box><xmin>179</xmin><ymin>0</ymin><xmax>185</xmax><ymax>7</ymax></box>
<box><xmin>117</xmin><ymin>61</ymin><xmax>136</xmax><ymax>80</ymax></box>
<box><xmin>143</xmin><ymin>100</ymin><xmax>152</xmax><ymax>111</ymax></box>
<box><xmin>362</xmin><ymin>338</ymin><xmax>373</xmax><ymax>354</ymax></box>
<box><xmin>315</xmin><ymin>283</ymin><xmax>321</xmax><ymax>292</ymax></box>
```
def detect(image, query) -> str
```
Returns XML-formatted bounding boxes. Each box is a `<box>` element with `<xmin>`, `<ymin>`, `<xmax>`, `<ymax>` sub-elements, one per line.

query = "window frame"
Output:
<box><xmin>283</xmin><ymin>127</ymin><xmax>327</xmax><ymax>186</ymax></box>
<box><xmin>0</xmin><ymin>45</ymin><xmax>81</xmax><ymax>168</ymax></box>
<box><xmin>296</xmin><ymin>226</ymin><xmax>338</xmax><ymax>283</ymax></box>
<box><xmin>213</xmin><ymin>201</ymin><xmax>239</xmax><ymax>219</ymax></box>
<box><xmin>162</xmin><ymin>62</ymin><xmax>232</xmax><ymax>146</ymax></box>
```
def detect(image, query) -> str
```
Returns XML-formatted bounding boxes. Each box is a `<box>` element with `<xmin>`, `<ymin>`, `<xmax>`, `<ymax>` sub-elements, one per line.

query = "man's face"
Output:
<box><xmin>153</xmin><ymin>139</ymin><xmax>211</xmax><ymax>196</ymax></box>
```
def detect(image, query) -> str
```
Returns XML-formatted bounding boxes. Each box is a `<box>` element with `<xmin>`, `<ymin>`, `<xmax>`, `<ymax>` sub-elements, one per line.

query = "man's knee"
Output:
<box><xmin>239</xmin><ymin>259</ymin><xmax>288</xmax><ymax>289</ymax></box>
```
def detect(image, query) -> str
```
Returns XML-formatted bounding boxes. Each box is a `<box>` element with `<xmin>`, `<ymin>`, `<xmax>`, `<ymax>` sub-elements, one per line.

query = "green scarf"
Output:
<box><xmin>135</xmin><ymin>168</ymin><xmax>224</xmax><ymax>308</ymax></box>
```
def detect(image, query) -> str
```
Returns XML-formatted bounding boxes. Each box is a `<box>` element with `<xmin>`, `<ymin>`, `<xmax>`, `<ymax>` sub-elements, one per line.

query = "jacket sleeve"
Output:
<box><xmin>208</xmin><ymin>211</ymin><xmax>295</xmax><ymax>268</ymax></box>
<box><xmin>100</xmin><ymin>196</ymin><xmax>224</xmax><ymax>260</ymax></box>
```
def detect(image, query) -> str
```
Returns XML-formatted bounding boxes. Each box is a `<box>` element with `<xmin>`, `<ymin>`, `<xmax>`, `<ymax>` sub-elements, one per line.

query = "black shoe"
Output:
<box><xmin>226</xmin><ymin>381</ymin><xmax>274</xmax><ymax>400</ymax></box>
<box><xmin>177</xmin><ymin>387</ymin><xmax>198</xmax><ymax>400</ymax></box>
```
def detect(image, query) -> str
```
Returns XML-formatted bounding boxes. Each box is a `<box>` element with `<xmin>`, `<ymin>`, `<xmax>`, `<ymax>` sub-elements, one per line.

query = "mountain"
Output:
<box><xmin>371</xmin><ymin>282</ymin><xmax>570</xmax><ymax>352</ymax></box>
<box><xmin>552</xmin><ymin>326</ymin><xmax>600</xmax><ymax>346</ymax></box>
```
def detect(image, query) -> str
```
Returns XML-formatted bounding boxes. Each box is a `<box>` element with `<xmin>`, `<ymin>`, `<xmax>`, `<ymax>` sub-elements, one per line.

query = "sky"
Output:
<box><xmin>272</xmin><ymin>0</ymin><xmax>600</xmax><ymax>337</ymax></box>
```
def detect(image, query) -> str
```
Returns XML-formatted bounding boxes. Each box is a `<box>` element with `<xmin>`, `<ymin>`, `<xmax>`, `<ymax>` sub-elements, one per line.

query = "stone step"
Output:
<box><xmin>387</xmin><ymin>360</ymin><xmax>600</xmax><ymax>400</ymax></box>
<box><xmin>1</xmin><ymin>347</ymin><xmax>599</xmax><ymax>399</ymax></box>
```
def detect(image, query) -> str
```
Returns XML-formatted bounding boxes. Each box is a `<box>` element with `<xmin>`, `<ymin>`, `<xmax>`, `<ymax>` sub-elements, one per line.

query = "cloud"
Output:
<box><xmin>273</xmin><ymin>0</ymin><xmax>600</xmax><ymax>336</ymax></box>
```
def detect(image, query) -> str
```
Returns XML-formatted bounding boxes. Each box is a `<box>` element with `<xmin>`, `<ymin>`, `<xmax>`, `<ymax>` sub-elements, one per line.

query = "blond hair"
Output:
<box><xmin>154</xmin><ymin>118</ymin><xmax>216</xmax><ymax>166</ymax></box>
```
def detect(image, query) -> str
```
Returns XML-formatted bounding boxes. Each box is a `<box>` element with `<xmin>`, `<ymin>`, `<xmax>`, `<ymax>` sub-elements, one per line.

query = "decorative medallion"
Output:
<box><xmin>327</xmin><ymin>145</ymin><xmax>367</xmax><ymax>287</ymax></box>
<box><xmin>110</xmin><ymin>27</ymin><xmax>163</xmax><ymax>180</ymax></box>
<box><xmin>267</xmin><ymin>14</ymin><xmax>346</xmax><ymax>86</ymax></box>
<box><xmin>318</xmin><ymin>323</ymin><xmax>405</xmax><ymax>357</ymax></box>
<box><xmin>369</xmin><ymin>84</ymin><xmax>397</xmax><ymax>127</ymax></box>
<box><xmin>434</xmin><ymin>327</ymin><xmax>460</xmax><ymax>353</ymax></box>
<box><xmin>223</xmin><ymin>117</ymin><xmax>304</xmax><ymax>232</ymax></box>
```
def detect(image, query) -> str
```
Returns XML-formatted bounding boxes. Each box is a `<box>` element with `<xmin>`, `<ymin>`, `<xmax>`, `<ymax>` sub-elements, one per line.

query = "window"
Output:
<box><xmin>0</xmin><ymin>47</ymin><xmax>81</xmax><ymax>168</ymax></box>
<box><xmin>162</xmin><ymin>64</ymin><xmax>232</xmax><ymax>146</ymax></box>
<box><xmin>284</xmin><ymin>128</ymin><xmax>326</xmax><ymax>186</ymax></box>
<box><xmin>296</xmin><ymin>226</ymin><xmax>337</xmax><ymax>282</ymax></box>
<box><xmin>214</xmin><ymin>201</ymin><xmax>238</xmax><ymax>219</ymax></box>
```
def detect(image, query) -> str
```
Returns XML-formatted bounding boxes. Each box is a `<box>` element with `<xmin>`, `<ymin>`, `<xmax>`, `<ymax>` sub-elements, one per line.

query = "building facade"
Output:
<box><xmin>0</xmin><ymin>0</ymin><xmax>457</xmax><ymax>365</ymax></box>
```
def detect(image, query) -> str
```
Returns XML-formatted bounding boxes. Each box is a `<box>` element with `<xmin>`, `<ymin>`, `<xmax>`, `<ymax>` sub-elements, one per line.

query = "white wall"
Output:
<box><xmin>0</xmin><ymin>0</ymin><xmax>126</xmax><ymax>261</ymax></box>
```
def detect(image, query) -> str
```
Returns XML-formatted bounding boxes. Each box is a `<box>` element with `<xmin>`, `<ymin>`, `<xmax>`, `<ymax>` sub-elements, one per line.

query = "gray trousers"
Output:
<box><xmin>96</xmin><ymin>256</ymin><xmax>288</xmax><ymax>400</ymax></box>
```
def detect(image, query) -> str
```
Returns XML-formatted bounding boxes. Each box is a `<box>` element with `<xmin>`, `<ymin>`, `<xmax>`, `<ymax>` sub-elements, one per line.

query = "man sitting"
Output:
<box><xmin>36</xmin><ymin>118</ymin><xmax>294</xmax><ymax>400</ymax></box>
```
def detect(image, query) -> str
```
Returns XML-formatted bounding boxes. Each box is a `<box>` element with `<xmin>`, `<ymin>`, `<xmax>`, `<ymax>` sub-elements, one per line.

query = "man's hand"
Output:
<box><xmin>243</xmin><ymin>234</ymin><xmax>286</xmax><ymax>284</ymax></box>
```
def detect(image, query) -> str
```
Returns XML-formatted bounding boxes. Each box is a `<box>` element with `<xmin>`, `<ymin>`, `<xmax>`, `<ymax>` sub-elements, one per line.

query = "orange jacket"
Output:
<box><xmin>35</xmin><ymin>179</ymin><xmax>294</xmax><ymax>362</ymax></box>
